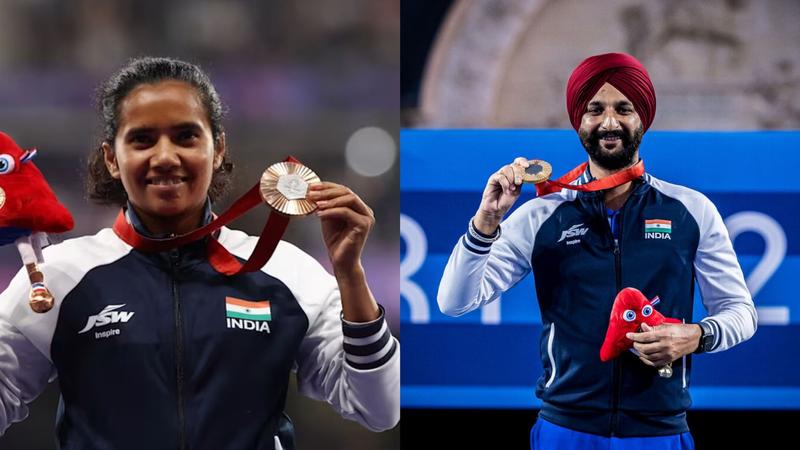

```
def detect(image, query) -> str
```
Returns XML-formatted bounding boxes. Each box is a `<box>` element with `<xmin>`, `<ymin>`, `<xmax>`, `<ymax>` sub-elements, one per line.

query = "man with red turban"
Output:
<box><xmin>566</xmin><ymin>52</ymin><xmax>656</xmax><ymax>175</ymax></box>
<box><xmin>438</xmin><ymin>53</ymin><xmax>756</xmax><ymax>449</ymax></box>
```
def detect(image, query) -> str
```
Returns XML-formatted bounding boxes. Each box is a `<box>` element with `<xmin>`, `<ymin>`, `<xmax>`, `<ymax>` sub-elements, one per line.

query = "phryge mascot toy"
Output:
<box><xmin>600</xmin><ymin>287</ymin><xmax>682</xmax><ymax>377</ymax></box>
<box><xmin>0</xmin><ymin>132</ymin><xmax>74</xmax><ymax>313</ymax></box>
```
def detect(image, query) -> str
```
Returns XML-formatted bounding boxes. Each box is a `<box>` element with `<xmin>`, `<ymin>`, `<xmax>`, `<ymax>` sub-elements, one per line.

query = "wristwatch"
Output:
<box><xmin>694</xmin><ymin>321</ymin><xmax>714</xmax><ymax>354</ymax></box>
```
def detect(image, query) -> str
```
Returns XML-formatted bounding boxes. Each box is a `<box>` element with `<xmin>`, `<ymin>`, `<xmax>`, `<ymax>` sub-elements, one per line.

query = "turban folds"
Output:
<box><xmin>565</xmin><ymin>52</ymin><xmax>656</xmax><ymax>132</ymax></box>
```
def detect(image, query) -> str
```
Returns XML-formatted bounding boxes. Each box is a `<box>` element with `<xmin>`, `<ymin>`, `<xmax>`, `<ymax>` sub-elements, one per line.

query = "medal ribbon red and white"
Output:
<box><xmin>112</xmin><ymin>156</ymin><xmax>313</xmax><ymax>276</ymax></box>
<box><xmin>535</xmin><ymin>159</ymin><xmax>645</xmax><ymax>196</ymax></box>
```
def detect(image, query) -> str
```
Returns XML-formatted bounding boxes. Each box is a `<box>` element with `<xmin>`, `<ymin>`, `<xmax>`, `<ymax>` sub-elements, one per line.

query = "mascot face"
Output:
<box><xmin>0</xmin><ymin>132</ymin><xmax>74</xmax><ymax>233</ymax></box>
<box><xmin>0</xmin><ymin>132</ymin><xmax>38</xmax><ymax>214</ymax></box>
<box><xmin>599</xmin><ymin>287</ymin><xmax>679</xmax><ymax>362</ymax></box>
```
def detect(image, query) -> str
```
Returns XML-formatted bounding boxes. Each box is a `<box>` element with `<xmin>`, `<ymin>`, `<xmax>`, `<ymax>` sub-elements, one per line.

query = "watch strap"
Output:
<box><xmin>695</xmin><ymin>321</ymin><xmax>714</xmax><ymax>354</ymax></box>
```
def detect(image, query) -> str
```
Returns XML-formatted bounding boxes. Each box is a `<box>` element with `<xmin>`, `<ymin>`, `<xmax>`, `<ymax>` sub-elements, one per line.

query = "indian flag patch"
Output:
<box><xmin>226</xmin><ymin>297</ymin><xmax>272</xmax><ymax>333</ymax></box>
<box><xmin>644</xmin><ymin>219</ymin><xmax>672</xmax><ymax>233</ymax></box>
<box><xmin>644</xmin><ymin>219</ymin><xmax>672</xmax><ymax>240</ymax></box>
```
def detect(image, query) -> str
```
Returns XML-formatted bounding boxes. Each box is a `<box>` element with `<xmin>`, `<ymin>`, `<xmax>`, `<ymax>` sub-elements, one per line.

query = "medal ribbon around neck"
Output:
<box><xmin>112</xmin><ymin>156</ymin><xmax>317</xmax><ymax>275</ymax></box>
<box><xmin>533</xmin><ymin>159</ymin><xmax>645</xmax><ymax>196</ymax></box>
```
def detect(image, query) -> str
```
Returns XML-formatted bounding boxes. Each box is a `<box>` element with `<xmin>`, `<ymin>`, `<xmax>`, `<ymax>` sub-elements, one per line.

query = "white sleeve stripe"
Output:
<box><xmin>344</xmin><ymin>329</ymin><xmax>391</xmax><ymax>356</ymax></box>
<box><xmin>341</xmin><ymin>305</ymin><xmax>386</xmax><ymax>338</ymax></box>
<box><xmin>465</xmin><ymin>229</ymin><xmax>493</xmax><ymax>247</ymax></box>
<box><xmin>341</xmin><ymin>315</ymin><xmax>383</xmax><ymax>328</ymax></box>
<box><xmin>345</xmin><ymin>338</ymin><xmax>396</xmax><ymax>365</ymax></box>
<box><xmin>343</xmin><ymin>320</ymin><xmax>388</xmax><ymax>346</ymax></box>
<box><xmin>461</xmin><ymin>235</ymin><xmax>491</xmax><ymax>254</ymax></box>
<box><xmin>704</xmin><ymin>318</ymin><xmax>722</xmax><ymax>351</ymax></box>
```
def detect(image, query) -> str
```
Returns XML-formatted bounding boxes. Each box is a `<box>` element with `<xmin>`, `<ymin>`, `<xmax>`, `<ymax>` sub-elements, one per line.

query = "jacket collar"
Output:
<box><xmin>124</xmin><ymin>198</ymin><xmax>213</xmax><ymax>239</ymax></box>
<box><xmin>576</xmin><ymin>160</ymin><xmax>648</xmax><ymax>199</ymax></box>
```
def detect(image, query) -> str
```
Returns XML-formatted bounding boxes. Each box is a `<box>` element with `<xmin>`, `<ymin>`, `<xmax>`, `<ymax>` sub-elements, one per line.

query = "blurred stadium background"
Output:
<box><xmin>403</xmin><ymin>0</ymin><xmax>799</xmax><ymax>129</ymax></box>
<box><xmin>401</xmin><ymin>0</ymin><xmax>800</xmax><ymax>448</ymax></box>
<box><xmin>0</xmin><ymin>1</ymin><xmax>399</xmax><ymax>449</ymax></box>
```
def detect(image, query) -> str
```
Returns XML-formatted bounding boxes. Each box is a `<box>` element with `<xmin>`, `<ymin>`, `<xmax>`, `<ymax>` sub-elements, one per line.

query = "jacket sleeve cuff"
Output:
<box><xmin>341</xmin><ymin>305</ymin><xmax>398</xmax><ymax>370</ymax></box>
<box><xmin>700</xmin><ymin>317</ymin><xmax>722</xmax><ymax>352</ymax></box>
<box><xmin>462</xmin><ymin>219</ymin><xmax>501</xmax><ymax>255</ymax></box>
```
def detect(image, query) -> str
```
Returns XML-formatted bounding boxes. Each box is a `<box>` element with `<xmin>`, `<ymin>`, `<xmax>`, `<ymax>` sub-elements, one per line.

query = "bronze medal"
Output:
<box><xmin>259</xmin><ymin>161</ymin><xmax>321</xmax><ymax>216</ymax></box>
<box><xmin>521</xmin><ymin>159</ymin><xmax>552</xmax><ymax>184</ymax></box>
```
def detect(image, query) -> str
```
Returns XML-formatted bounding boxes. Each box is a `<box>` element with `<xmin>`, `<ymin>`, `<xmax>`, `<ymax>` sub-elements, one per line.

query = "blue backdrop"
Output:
<box><xmin>400</xmin><ymin>129</ymin><xmax>800</xmax><ymax>410</ymax></box>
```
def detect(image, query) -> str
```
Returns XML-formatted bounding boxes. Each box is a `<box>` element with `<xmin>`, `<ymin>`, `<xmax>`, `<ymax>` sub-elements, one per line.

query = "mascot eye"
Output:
<box><xmin>642</xmin><ymin>305</ymin><xmax>653</xmax><ymax>317</ymax></box>
<box><xmin>623</xmin><ymin>310</ymin><xmax>637</xmax><ymax>322</ymax></box>
<box><xmin>0</xmin><ymin>154</ymin><xmax>15</xmax><ymax>174</ymax></box>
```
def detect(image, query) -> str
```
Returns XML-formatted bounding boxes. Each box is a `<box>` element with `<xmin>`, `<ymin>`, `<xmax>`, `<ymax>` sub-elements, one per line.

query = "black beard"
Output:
<box><xmin>579</xmin><ymin>125</ymin><xmax>643</xmax><ymax>171</ymax></box>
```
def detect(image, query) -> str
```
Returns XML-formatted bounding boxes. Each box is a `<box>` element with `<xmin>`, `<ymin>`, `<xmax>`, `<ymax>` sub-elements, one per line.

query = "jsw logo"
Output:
<box><xmin>78</xmin><ymin>304</ymin><xmax>135</xmax><ymax>334</ymax></box>
<box><xmin>557</xmin><ymin>223</ymin><xmax>589</xmax><ymax>243</ymax></box>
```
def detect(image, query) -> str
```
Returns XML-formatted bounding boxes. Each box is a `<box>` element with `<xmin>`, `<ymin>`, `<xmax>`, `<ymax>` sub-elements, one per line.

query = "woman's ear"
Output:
<box><xmin>213</xmin><ymin>132</ymin><xmax>226</xmax><ymax>170</ymax></box>
<box><xmin>102</xmin><ymin>142</ymin><xmax>121</xmax><ymax>179</ymax></box>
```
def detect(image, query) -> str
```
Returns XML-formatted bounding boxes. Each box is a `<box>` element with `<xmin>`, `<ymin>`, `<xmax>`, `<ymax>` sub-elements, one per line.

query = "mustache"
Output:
<box><xmin>599</xmin><ymin>130</ymin><xmax>624</xmax><ymax>139</ymax></box>
<box><xmin>579</xmin><ymin>123</ymin><xmax>643</xmax><ymax>171</ymax></box>
<box><xmin>590</xmin><ymin>129</ymin><xmax>628</xmax><ymax>142</ymax></box>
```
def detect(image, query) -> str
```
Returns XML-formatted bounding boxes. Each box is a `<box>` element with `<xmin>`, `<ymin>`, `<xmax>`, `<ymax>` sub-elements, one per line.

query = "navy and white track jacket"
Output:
<box><xmin>438</xmin><ymin>171</ymin><xmax>756</xmax><ymax>437</ymax></box>
<box><xmin>0</xmin><ymin>211</ymin><xmax>399</xmax><ymax>449</ymax></box>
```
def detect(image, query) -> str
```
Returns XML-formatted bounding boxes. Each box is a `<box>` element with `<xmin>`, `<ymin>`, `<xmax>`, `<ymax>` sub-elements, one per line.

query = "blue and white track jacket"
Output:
<box><xmin>0</xmin><ymin>213</ymin><xmax>399</xmax><ymax>449</ymax></box>
<box><xmin>439</xmin><ymin>172</ymin><xmax>756</xmax><ymax>437</ymax></box>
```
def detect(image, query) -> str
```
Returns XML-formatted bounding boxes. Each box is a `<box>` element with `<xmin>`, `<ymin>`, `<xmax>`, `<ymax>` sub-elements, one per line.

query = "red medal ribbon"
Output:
<box><xmin>112</xmin><ymin>156</ymin><xmax>300</xmax><ymax>276</ymax></box>
<box><xmin>536</xmin><ymin>160</ymin><xmax>645</xmax><ymax>196</ymax></box>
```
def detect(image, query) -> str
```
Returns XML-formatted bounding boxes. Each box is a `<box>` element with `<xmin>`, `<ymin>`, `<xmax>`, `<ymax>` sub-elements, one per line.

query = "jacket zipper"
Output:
<box><xmin>608</xmin><ymin>208</ymin><xmax>623</xmax><ymax>436</ymax></box>
<box><xmin>170</xmin><ymin>250</ymin><xmax>187</xmax><ymax>450</ymax></box>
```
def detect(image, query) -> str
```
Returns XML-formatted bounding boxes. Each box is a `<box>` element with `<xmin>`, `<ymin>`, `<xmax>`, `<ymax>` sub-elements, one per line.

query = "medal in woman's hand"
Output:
<box><xmin>259</xmin><ymin>161</ymin><xmax>321</xmax><ymax>216</ymax></box>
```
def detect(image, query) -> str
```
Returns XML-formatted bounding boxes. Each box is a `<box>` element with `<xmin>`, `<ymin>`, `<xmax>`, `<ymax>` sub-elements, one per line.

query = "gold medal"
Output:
<box><xmin>0</xmin><ymin>186</ymin><xmax>5</xmax><ymax>210</ymax></box>
<box><xmin>521</xmin><ymin>159</ymin><xmax>552</xmax><ymax>184</ymax></box>
<box><xmin>260</xmin><ymin>161</ymin><xmax>321</xmax><ymax>216</ymax></box>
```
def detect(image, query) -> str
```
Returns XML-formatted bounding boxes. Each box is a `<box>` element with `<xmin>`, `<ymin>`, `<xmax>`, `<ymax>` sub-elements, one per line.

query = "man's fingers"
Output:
<box><xmin>512</xmin><ymin>157</ymin><xmax>530</xmax><ymax>168</ymax></box>
<box><xmin>639</xmin><ymin>355</ymin><xmax>673</xmax><ymax>367</ymax></box>
<box><xmin>487</xmin><ymin>162</ymin><xmax>529</xmax><ymax>199</ymax></box>
<box><xmin>633</xmin><ymin>341</ymin><xmax>662</xmax><ymax>356</ymax></box>
<box><xmin>498</xmin><ymin>166</ymin><xmax>517</xmax><ymax>192</ymax></box>
<box><xmin>501</xmin><ymin>164</ymin><xmax>527</xmax><ymax>187</ymax></box>
<box><xmin>640</xmin><ymin>323</ymin><xmax>654</xmax><ymax>332</ymax></box>
<box><xmin>634</xmin><ymin>340</ymin><xmax>674</xmax><ymax>366</ymax></box>
<box><xmin>638</xmin><ymin>356</ymin><xmax>657</xmax><ymax>367</ymax></box>
<box><xmin>510</xmin><ymin>164</ymin><xmax>526</xmax><ymax>186</ymax></box>
<box><xmin>490</xmin><ymin>160</ymin><xmax>529</xmax><ymax>193</ymax></box>
<box><xmin>492</xmin><ymin>172</ymin><xmax>511</xmax><ymax>193</ymax></box>
<box><xmin>626</xmin><ymin>330</ymin><xmax>660</xmax><ymax>343</ymax></box>
<box><xmin>631</xmin><ymin>324</ymin><xmax>678</xmax><ymax>368</ymax></box>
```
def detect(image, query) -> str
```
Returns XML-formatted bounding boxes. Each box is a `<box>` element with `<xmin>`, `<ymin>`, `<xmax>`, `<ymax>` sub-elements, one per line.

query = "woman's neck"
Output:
<box><xmin>129</xmin><ymin>205</ymin><xmax>206</xmax><ymax>237</ymax></box>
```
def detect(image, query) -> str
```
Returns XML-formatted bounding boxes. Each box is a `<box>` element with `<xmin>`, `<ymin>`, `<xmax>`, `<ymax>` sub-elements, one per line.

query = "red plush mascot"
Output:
<box><xmin>600</xmin><ymin>287</ymin><xmax>682</xmax><ymax>363</ymax></box>
<box><xmin>0</xmin><ymin>132</ymin><xmax>74</xmax><ymax>313</ymax></box>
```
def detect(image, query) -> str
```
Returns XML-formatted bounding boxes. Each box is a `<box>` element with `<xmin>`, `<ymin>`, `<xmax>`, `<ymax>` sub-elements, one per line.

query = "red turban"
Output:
<box><xmin>565</xmin><ymin>52</ymin><xmax>656</xmax><ymax>132</ymax></box>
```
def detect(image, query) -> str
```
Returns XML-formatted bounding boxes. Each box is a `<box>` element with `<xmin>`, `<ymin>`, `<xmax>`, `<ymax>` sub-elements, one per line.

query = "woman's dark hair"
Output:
<box><xmin>86</xmin><ymin>56</ymin><xmax>234</xmax><ymax>206</ymax></box>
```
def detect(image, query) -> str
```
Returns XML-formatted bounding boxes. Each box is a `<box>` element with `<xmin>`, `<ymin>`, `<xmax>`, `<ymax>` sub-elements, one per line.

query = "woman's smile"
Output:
<box><xmin>104</xmin><ymin>80</ymin><xmax>224</xmax><ymax>234</ymax></box>
<box><xmin>146</xmin><ymin>175</ymin><xmax>187</xmax><ymax>186</ymax></box>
